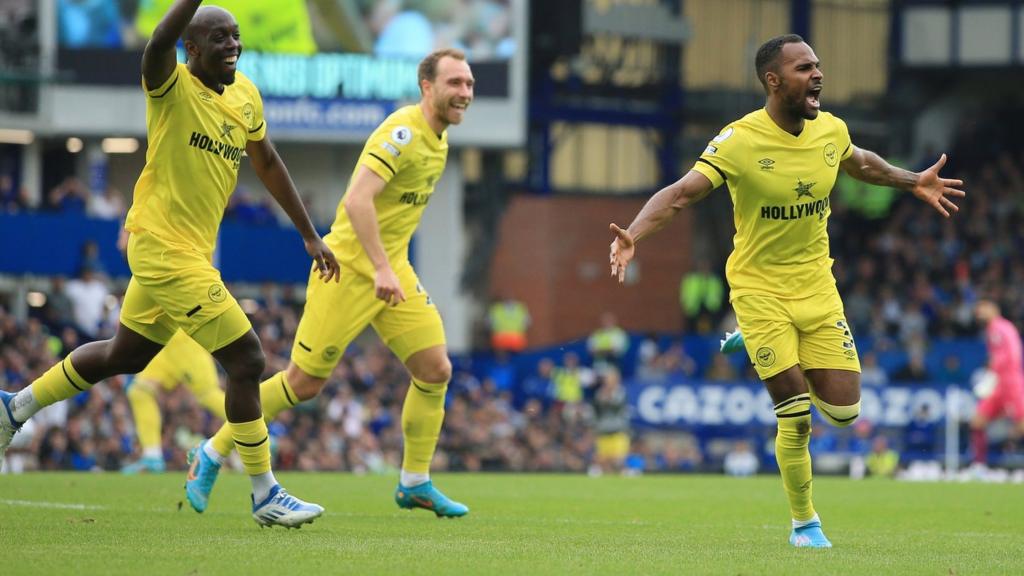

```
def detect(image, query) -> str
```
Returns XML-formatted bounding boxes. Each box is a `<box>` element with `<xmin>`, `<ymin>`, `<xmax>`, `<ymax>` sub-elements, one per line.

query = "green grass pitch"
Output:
<box><xmin>1</xmin><ymin>473</ymin><xmax>1022</xmax><ymax>575</ymax></box>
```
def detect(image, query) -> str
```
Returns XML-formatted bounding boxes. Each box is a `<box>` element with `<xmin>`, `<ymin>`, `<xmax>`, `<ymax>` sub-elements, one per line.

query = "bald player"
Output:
<box><xmin>0</xmin><ymin>0</ymin><xmax>339</xmax><ymax>528</ymax></box>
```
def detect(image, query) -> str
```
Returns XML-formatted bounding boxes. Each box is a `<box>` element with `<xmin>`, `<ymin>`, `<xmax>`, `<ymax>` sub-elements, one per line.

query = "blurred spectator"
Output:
<box><xmin>64</xmin><ymin>265</ymin><xmax>110</xmax><ymax>338</ymax></box>
<box><xmin>723</xmin><ymin>439</ymin><xmax>759</xmax><ymax>477</ymax></box>
<box><xmin>903</xmin><ymin>404</ymin><xmax>938</xmax><ymax>462</ymax></box>
<box><xmin>892</xmin><ymin>344</ymin><xmax>932</xmax><ymax>383</ymax></box>
<box><xmin>0</xmin><ymin>173</ymin><xmax>29</xmax><ymax>213</ymax></box>
<box><xmin>44</xmin><ymin>276</ymin><xmax>76</xmax><ymax>330</ymax></box>
<box><xmin>487</xmin><ymin>295</ymin><xmax>530</xmax><ymax>353</ymax></box>
<box><xmin>705</xmin><ymin>354</ymin><xmax>738</xmax><ymax>382</ymax></box>
<box><xmin>937</xmin><ymin>354</ymin><xmax>967</xmax><ymax>385</ymax></box>
<box><xmin>46</xmin><ymin>176</ymin><xmax>89</xmax><ymax>213</ymax></box>
<box><xmin>866</xmin><ymin>436</ymin><xmax>899</xmax><ymax>478</ymax></box>
<box><xmin>225</xmin><ymin>186</ymin><xmax>277</xmax><ymax>225</ymax></box>
<box><xmin>587</xmin><ymin>312</ymin><xmax>628</xmax><ymax>373</ymax></box>
<box><xmin>87</xmin><ymin>185</ymin><xmax>126</xmax><ymax>220</ymax></box>
<box><xmin>79</xmin><ymin>239</ymin><xmax>108</xmax><ymax>277</ymax></box>
<box><xmin>640</xmin><ymin>339</ymin><xmax>697</xmax><ymax>380</ymax></box>
<box><xmin>859</xmin><ymin>351</ymin><xmax>888</xmax><ymax>387</ymax></box>
<box><xmin>552</xmin><ymin>351</ymin><xmax>594</xmax><ymax>420</ymax></box>
<box><xmin>519</xmin><ymin>358</ymin><xmax>555</xmax><ymax>408</ymax></box>
<box><xmin>590</xmin><ymin>369</ymin><xmax>630</xmax><ymax>476</ymax></box>
<box><xmin>679</xmin><ymin>259</ymin><xmax>724</xmax><ymax>333</ymax></box>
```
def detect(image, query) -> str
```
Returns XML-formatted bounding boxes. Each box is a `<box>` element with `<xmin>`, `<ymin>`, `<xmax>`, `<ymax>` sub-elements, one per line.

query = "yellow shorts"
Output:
<box><xmin>292</xmin><ymin>262</ymin><xmax>446</xmax><ymax>378</ymax></box>
<box><xmin>596</xmin><ymin>432</ymin><xmax>630</xmax><ymax>461</ymax></box>
<box><xmin>120</xmin><ymin>232</ymin><xmax>251</xmax><ymax>352</ymax></box>
<box><xmin>732</xmin><ymin>286</ymin><xmax>860</xmax><ymax>380</ymax></box>
<box><xmin>136</xmin><ymin>330</ymin><xmax>220</xmax><ymax>393</ymax></box>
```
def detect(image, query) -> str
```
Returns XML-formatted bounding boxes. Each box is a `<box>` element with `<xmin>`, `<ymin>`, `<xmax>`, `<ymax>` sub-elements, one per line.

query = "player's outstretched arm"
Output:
<box><xmin>142</xmin><ymin>0</ymin><xmax>203</xmax><ymax>90</ymax></box>
<box><xmin>841</xmin><ymin>147</ymin><xmax>965</xmax><ymax>218</ymax></box>
<box><xmin>246</xmin><ymin>136</ymin><xmax>340</xmax><ymax>282</ymax></box>
<box><xmin>609</xmin><ymin>169</ymin><xmax>714</xmax><ymax>283</ymax></box>
<box><xmin>343</xmin><ymin>166</ymin><xmax>405</xmax><ymax>306</ymax></box>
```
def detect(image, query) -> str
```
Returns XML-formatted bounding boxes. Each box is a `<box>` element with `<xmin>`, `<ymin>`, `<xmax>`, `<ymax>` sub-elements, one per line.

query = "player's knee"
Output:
<box><xmin>287</xmin><ymin>366</ymin><xmax>327</xmax><ymax>402</ymax></box>
<box><xmin>814</xmin><ymin>398</ymin><xmax>860</xmax><ymax>428</ymax></box>
<box><xmin>223</xmin><ymin>347</ymin><xmax>266</xmax><ymax>383</ymax></box>
<box><xmin>415</xmin><ymin>357</ymin><xmax>452</xmax><ymax>385</ymax></box>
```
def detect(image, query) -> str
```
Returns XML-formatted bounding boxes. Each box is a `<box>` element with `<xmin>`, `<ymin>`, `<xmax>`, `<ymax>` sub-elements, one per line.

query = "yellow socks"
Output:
<box><xmin>126</xmin><ymin>380</ymin><xmax>161</xmax><ymax>451</ymax></box>
<box><xmin>30</xmin><ymin>356</ymin><xmax>92</xmax><ymax>407</ymax></box>
<box><xmin>774</xmin><ymin>393</ymin><xmax>815</xmax><ymax>522</ymax></box>
<box><xmin>230</xmin><ymin>418</ymin><xmax>272</xmax><ymax>475</ymax></box>
<box><xmin>210</xmin><ymin>371</ymin><xmax>297</xmax><ymax>457</ymax></box>
<box><xmin>401</xmin><ymin>378</ymin><xmax>448</xmax><ymax>475</ymax></box>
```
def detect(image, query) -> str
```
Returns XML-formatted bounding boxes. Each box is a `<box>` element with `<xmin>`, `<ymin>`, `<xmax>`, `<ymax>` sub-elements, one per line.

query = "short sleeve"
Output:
<box><xmin>358</xmin><ymin>118</ymin><xmax>414</xmax><ymax>184</ymax></box>
<box><xmin>690</xmin><ymin>124</ymin><xmax>744</xmax><ymax>188</ymax></box>
<box><xmin>144</xmin><ymin>62</ymin><xmax>187</xmax><ymax>102</ymax></box>
<box><xmin>246</xmin><ymin>87</ymin><xmax>267</xmax><ymax>142</ymax></box>
<box><xmin>835</xmin><ymin>116</ymin><xmax>854</xmax><ymax>161</ymax></box>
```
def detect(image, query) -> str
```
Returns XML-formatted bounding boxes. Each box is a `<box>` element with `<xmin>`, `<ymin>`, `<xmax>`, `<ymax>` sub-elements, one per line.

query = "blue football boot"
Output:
<box><xmin>395</xmin><ymin>481</ymin><xmax>469</xmax><ymax>518</ymax></box>
<box><xmin>184</xmin><ymin>441</ymin><xmax>221</xmax><ymax>513</ymax></box>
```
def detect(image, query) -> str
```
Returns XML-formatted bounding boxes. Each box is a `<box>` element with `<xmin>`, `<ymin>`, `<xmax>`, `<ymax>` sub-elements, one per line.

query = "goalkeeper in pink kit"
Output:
<box><xmin>971</xmin><ymin>299</ymin><xmax>1024</xmax><ymax>465</ymax></box>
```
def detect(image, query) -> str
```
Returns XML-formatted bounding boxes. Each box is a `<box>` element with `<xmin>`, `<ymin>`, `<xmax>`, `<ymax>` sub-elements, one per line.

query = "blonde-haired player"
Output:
<box><xmin>609</xmin><ymin>34</ymin><xmax>964</xmax><ymax>547</ymax></box>
<box><xmin>122</xmin><ymin>330</ymin><xmax>225</xmax><ymax>474</ymax></box>
<box><xmin>186</xmin><ymin>48</ymin><xmax>474</xmax><ymax>517</ymax></box>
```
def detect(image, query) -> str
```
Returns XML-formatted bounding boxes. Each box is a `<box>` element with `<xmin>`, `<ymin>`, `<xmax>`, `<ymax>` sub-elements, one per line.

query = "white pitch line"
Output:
<box><xmin>0</xmin><ymin>499</ymin><xmax>105</xmax><ymax>511</ymax></box>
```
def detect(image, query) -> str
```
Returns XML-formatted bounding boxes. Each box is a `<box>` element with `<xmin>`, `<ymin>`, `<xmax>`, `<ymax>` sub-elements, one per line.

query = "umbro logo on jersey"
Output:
<box><xmin>794</xmin><ymin>179</ymin><xmax>816</xmax><ymax>199</ymax></box>
<box><xmin>198</xmin><ymin>91</ymin><xmax>213</xmax><ymax>102</ymax></box>
<box><xmin>758</xmin><ymin>158</ymin><xmax>775</xmax><ymax>171</ymax></box>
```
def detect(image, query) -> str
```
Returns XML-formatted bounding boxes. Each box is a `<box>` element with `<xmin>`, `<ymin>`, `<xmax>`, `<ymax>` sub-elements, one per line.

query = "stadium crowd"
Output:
<box><xmin>3</xmin><ymin>130</ymin><xmax>1024</xmax><ymax>475</ymax></box>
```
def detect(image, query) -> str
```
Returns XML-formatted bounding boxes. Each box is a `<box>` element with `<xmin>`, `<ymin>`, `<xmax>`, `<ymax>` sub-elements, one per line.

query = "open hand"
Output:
<box><xmin>913</xmin><ymin>153</ymin><xmax>965</xmax><ymax>218</ymax></box>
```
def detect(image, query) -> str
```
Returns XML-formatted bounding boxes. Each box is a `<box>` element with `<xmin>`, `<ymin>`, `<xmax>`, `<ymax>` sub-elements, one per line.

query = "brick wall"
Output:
<box><xmin>489</xmin><ymin>195</ymin><xmax>693</xmax><ymax>347</ymax></box>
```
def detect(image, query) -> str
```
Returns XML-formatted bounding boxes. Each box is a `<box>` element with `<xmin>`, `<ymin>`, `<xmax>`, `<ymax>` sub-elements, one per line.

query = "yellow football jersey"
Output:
<box><xmin>326</xmin><ymin>104</ymin><xmax>449</xmax><ymax>277</ymax></box>
<box><xmin>125</xmin><ymin>62</ymin><xmax>266</xmax><ymax>258</ymax></box>
<box><xmin>691</xmin><ymin>109</ymin><xmax>853</xmax><ymax>300</ymax></box>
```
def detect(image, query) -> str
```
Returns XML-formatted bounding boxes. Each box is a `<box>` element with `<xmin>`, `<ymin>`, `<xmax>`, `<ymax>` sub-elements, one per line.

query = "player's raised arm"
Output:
<box><xmin>609</xmin><ymin>169</ymin><xmax>715</xmax><ymax>283</ymax></box>
<box><xmin>841</xmin><ymin>147</ymin><xmax>965</xmax><ymax>218</ymax></box>
<box><xmin>142</xmin><ymin>0</ymin><xmax>203</xmax><ymax>90</ymax></box>
<box><xmin>246</xmin><ymin>136</ymin><xmax>340</xmax><ymax>283</ymax></box>
<box><xmin>342</xmin><ymin>165</ymin><xmax>405</xmax><ymax>306</ymax></box>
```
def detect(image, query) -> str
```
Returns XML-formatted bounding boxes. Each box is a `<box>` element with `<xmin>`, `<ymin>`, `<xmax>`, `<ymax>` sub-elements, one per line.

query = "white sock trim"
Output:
<box><xmin>792</xmin><ymin>513</ymin><xmax>820</xmax><ymax>529</ymax></box>
<box><xmin>142</xmin><ymin>447</ymin><xmax>162</xmax><ymax>460</ymax></box>
<box><xmin>10</xmin><ymin>387</ymin><xmax>42</xmax><ymax>423</ymax></box>
<box><xmin>251</xmin><ymin>471</ymin><xmax>278</xmax><ymax>503</ymax></box>
<box><xmin>400</xmin><ymin>470</ymin><xmax>430</xmax><ymax>487</ymax></box>
<box><xmin>202</xmin><ymin>441</ymin><xmax>226</xmax><ymax>465</ymax></box>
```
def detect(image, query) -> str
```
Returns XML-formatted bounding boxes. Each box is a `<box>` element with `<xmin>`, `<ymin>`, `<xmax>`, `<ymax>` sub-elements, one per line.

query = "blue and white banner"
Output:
<box><xmin>263</xmin><ymin>97</ymin><xmax>397</xmax><ymax>134</ymax></box>
<box><xmin>628</xmin><ymin>379</ymin><xmax>977</xmax><ymax>429</ymax></box>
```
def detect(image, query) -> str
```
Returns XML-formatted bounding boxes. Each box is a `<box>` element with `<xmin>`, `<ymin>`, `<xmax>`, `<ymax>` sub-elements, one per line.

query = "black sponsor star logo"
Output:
<box><xmin>219</xmin><ymin>121</ymin><xmax>237</xmax><ymax>138</ymax></box>
<box><xmin>794</xmin><ymin>179</ymin><xmax>816</xmax><ymax>199</ymax></box>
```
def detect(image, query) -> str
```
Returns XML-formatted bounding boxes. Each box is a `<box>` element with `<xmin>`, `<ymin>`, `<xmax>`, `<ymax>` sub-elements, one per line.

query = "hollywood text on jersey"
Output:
<box><xmin>760</xmin><ymin>197</ymin><xmax>830</xmax><ymax>221</ymax></box>
<box><xmin>188</xmin><ymin>131</ymin><xmax>243</xmax><ymax>168</ymax></box>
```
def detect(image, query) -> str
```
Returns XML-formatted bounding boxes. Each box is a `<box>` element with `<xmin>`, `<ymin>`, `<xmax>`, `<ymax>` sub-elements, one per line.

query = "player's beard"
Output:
<box><xmin>437</xmin><ymin>98</ymin><xmax>464</xmax><ymax>126</ymax></box>
<box><xmin>784</xmin><ymin>88</ymin><xmax>818</xmax><ymax>121</ymax></box>
<box><xmin>798</xmin><ymin>85</ymin><xmax>820</xmax><ymax>120</ymax></box>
